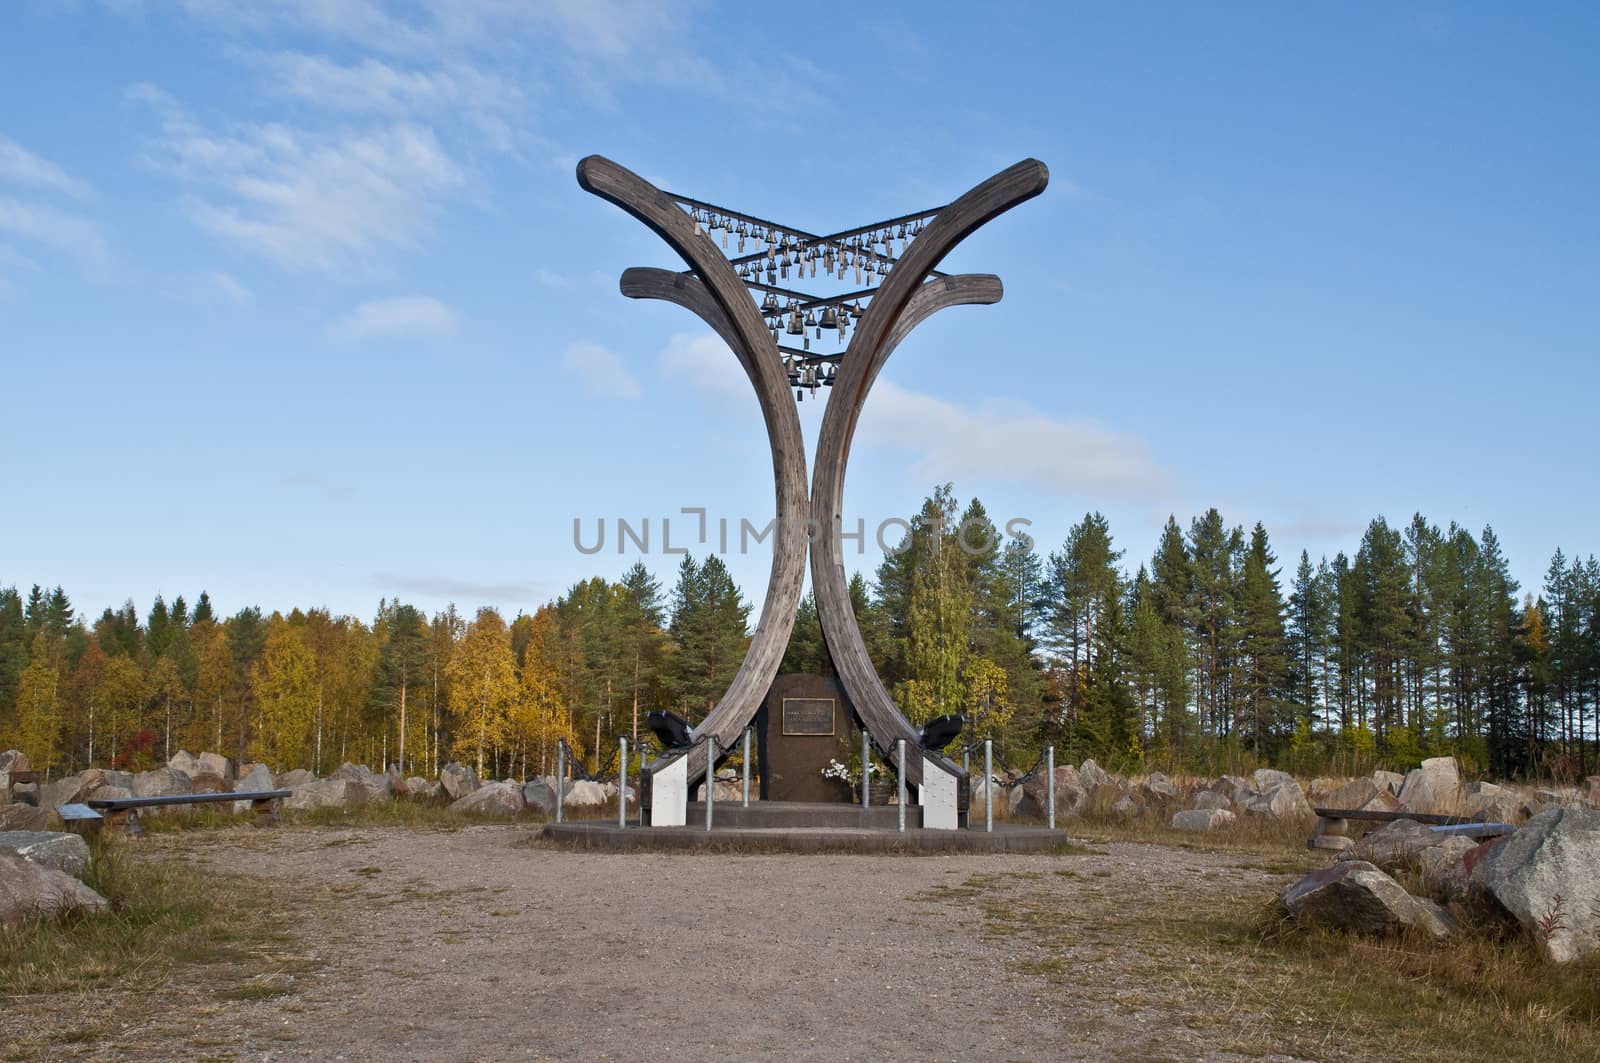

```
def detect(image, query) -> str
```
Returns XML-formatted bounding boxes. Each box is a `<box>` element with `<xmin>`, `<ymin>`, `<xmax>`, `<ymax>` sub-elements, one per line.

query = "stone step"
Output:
<box><xmin>682</xmin><ymin>800</ymin><xmax>923</xmax><ymax>830</ymax></box>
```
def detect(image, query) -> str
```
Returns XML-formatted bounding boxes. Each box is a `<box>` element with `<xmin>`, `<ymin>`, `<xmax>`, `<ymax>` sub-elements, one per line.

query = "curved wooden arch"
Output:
<box><xmin>810</xmin><ymin>160</ymin><xmax>1049</xmax><ymax>787</ymax></box>
<box><xmin>579</xmin><ymin>157</ymin><xmax>809</xmax><ymax>788</ymax></box>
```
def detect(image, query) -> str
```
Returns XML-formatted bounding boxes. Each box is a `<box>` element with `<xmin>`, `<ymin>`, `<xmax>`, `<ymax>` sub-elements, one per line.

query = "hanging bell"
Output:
<box><xmin>819</xmin><ymin>306</ymin><xmax>837</xmax><ymax>330</ymax></box>
<box><xmin>787</xmin><ymin>314</ymin><xmax>803</xmax><ymax>335</ymax></box>
<box><xmin>762</xmin><ymin>291</ymin><xmax>778</xmax><ymax>312</ymax></box>
<box><xmin>804</xmin><ymin>310</ymin><xmax>817</xmax><ymax>327</ymax></box>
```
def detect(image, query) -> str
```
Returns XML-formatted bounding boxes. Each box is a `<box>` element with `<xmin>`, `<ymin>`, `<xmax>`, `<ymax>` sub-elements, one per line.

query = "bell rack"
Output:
<box><xmin>663</xmin><ymin>188</ymin><xmax>952</xmax><ymax>403</ymax></box>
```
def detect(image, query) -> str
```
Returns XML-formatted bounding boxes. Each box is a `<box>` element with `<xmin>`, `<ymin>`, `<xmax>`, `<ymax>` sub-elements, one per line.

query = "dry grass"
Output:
<box><xmin>0</xmin><ymin>837</ymin><xmax>322</xmax><ymax>1059</ymax></box>
<box><xmin>1001</xmin><ymin>795</ymin><xmax>1327</xmax><ymax>857</ymax></box>
<box><xmin>926</xmin><ymin>864</ymin><xmax>1600</xmax><ymax>1062</ymax></box>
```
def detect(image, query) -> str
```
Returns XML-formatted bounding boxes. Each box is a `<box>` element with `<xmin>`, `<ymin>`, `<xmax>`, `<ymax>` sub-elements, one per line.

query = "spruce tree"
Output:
<box><xmin>1237</xmin><ymin>523</ymin><xmax>1288</xmax><ymax>756</ymax></box>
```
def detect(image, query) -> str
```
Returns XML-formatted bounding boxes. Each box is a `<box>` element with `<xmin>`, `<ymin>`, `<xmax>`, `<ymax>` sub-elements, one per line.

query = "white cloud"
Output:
<box><xmin>862</xmin><ymin>380</ymin><xmax>1168</xmax><ymax>498</ymax></box>
<box><xmin>328</xmin><ymin>295</ymin><xmax>459</xmax><ymax>341</ymax></box>
<box><xmin>563</xmin><ymin>340</ymin><xmax>641</xmax><ymax>399</ymax></box>
<box><xmin>0</xmin><ymin>135</ymin><xmax>93</xmax><ymax>199</ymax></box>
<box><xmin>130</xmin><ymin>83</ymin><xmax>463</xmax><ymax>270</ymax></box>
<box><xmin>656</xmin><ymin>331</ymin><xmax>749</xmax><ymax>404</ymax></box>
<box><xmin>0</xmin><ymin>198</ymin><xmax>111</xmax><ymax>276</ymax></box>
<box><xmin>658</xmin><ymin>330</ymin><xmax>1167</xmax><ymax>498</ymax></box>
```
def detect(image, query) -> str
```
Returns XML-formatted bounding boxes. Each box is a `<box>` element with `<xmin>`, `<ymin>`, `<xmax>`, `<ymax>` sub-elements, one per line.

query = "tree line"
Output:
<box><xmin>3</xmin><ymin>489</ymin><xmax>1596</xmax><ymax>782</ymax></box>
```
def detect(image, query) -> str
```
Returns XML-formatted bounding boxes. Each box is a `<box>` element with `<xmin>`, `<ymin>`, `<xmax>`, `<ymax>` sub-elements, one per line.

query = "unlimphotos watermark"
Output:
<box><xmin>573</xmin><ymin>507</ymin><xmax>1033</xmax><ymax>557</ymax></box>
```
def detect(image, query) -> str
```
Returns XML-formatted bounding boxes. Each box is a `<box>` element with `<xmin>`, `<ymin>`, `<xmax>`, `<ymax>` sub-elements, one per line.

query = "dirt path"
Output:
<box><xmin>59</xmin><ymin>826</ymin><xmax>1320</xmax><ymax>1062</ymax></box>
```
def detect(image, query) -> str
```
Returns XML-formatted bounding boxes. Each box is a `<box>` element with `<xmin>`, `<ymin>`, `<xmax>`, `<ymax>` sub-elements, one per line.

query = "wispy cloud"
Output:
<box><xmin>243</xmin><ymin>49</ymin><xmax>523</xmax><ymax>120</ymax></box>
<box><xmin>170</xmin><ymin>0</ymin><xmax>699</xmax><ymax>61</ymax></box>
<box><xmin>177</xmin><ymin>269</ymin><xmax>253</xmax><ymax>306</ymax></box>
<box><xmin>129</xmin><ymin>82</ymin><xmax>463</xmax><ymax>271</ymax></box>
<box><xmin>0</xmin><ymin>134</ymin><xmax>93</xmax><ymax>199</ymax></box>
<box><xmin>372</xmin><ymin>571</ymin><xmax>547</xmax><ymax>603</ymax></box>
<box><xmin>328</xmin><ymin>295</ymin><xmax>459</xmax><ymax>341</ymax></box>
<box><xmin>0</xmin><ymin>244</ymin><xmax>40</xmax><ymax>272</ymax></box>
<box><xmin>563</xmin><ymin>340</ymin><xmax>641</xmax><ymax>399</ymax></box>
<box><xmin>0</xmin><ymin>198</ymin><xmax>111</xmax><ymax>276</ymax></box>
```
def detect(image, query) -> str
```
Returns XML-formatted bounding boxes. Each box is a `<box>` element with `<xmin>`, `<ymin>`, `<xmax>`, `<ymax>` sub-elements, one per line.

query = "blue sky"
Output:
<box><xmin>1</xmin><ymin>1</ymin><xmax>1596</xmax><ymax>623</ymax></box>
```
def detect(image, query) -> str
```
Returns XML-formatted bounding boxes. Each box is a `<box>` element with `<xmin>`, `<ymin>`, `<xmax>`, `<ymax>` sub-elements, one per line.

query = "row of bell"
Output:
<box><xmin>687</xmin><ymin>202</ymin><xmax>927</xmax><ymax>272</ymax></box>
<box><xmin>737</xmin><ymin>247</ymin><xmax>895</xmax><ymax>285</ymax></box>
<box><xmin>788</xmin><ymin>360</ymin><xmax>836</xmax><ymax>402</ymax></box>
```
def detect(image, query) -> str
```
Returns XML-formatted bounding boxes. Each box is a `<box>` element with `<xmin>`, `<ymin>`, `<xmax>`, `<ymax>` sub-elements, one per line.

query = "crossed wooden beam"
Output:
<box><xmin>577</xmin><ymin>155</ymin><xmax>1049</xmax><ymax>826</ymax></box>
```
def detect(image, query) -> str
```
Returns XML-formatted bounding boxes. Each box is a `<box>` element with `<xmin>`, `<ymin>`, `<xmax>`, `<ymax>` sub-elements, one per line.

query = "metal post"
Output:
<box><xmin>705</xmin><ymin>736</ymin><xmax>716</xmax><ymax>832</ymax></box>
<box><xmin>861</xmin><ymin>729</ymin><xmax>871</xmax><ymax>808</ymax></box>
<box><xmin>619</xmin><ymin>736</ymin><xmax>628</xmax><ymax>829</ymax></box>
<box><xmin>897</xmin><ymin>739</ymin><xmax>906</xmax><ymax>833</ymax></box>
<box><xmin>963</xmin><ymin>746</ymin><xmax>970</xmax><ymax>779</ymax></box>
<box><xmin>556</xmin><ymin>739</ymin><xmax>565</xmax><ymax>825</ymax></box>
<box><xmin>1046</xmin><ymin>744</ymin><xmax>1055</xmax><ymax>831</ymax></box>
<box><xmin>984</xmin><ymin>739</ymin><xmax>993</xmax><ymax>834</ymax></box>
<box><xmin>742</xmin><ymin>727</ymin><xmax>752</xmax><ymax>808</ymax></box>
<box><xmin>637</xmin><ymin>745</ymin><xmax>646</xmax><ymax>827</ymax></box>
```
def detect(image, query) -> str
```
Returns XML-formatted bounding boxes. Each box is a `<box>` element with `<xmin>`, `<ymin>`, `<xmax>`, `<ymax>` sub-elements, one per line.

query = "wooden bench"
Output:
<box><xmin>1309</xmin><ymin>806</ymin><xmax>1515</xmax><ymax>852</ymax></box>
<box><xmin>86</xmin><ymin>789</ymin><xmax>292</xmax><ymax>836</ymax></box>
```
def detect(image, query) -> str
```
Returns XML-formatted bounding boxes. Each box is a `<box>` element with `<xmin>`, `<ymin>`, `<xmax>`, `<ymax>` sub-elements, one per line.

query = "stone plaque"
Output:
<box><xmin>782</xmin><ymin>698</ymin><xmax>836</xmax><ymax>736</ymax></box>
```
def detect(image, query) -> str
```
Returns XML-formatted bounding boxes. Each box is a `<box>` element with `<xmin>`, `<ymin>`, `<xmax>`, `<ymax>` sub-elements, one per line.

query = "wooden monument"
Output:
<box><xmin>577</xmin><ymin>155</ymin><xmax>1048</xmax><ymax>829</ymax></box>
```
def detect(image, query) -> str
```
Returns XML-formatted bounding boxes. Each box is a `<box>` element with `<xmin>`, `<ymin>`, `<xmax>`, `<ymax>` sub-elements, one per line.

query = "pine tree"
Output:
<box><xmin>782</xmin><ymin>591</ymin><xmax>831</xmax><ymax>676</ymax></box>
<box><xmin>616</xmin><ymin>561</ymin><xmax>667</xmax><ymax>744</ymax></box>
<box><xmin>372</xmin><ymin>602</ymin><xmax>429</xmax><ymax>773</ymax></box>
<box><xmin>1287</xmin><ymin>551</ymin><xmax>1328</xmax><ymax>731</ymax></box>
<box><xmin>147</xmin><ymin>596</ymin><xmax>173</xmax><ymax>660</ymax></box>
<box><xmin>1186</xmin><ymin>509</ymin><xmax>1241</xmax><ymax>741</ymax></box>
<box><xmin>1355</xmin><ymin>518</ymin><xmax>1409</xmax><ymax>748</ymax></box>
<box><xmin>0</xmin><ymin>586</ymin><xmax>28</xmax><ymax>730</ymax></box>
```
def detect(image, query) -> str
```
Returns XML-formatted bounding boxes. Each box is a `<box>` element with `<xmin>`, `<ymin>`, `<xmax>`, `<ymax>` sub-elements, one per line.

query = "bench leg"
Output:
<box><xmin>1308</xmin><ymin>815</ymin><xmax>1354</xmax><ymax>852</ymax></box>
<box><xmin>250</xmin><ymin>797</ymin><xmax>281</xmax><ymax>828</ymax></box>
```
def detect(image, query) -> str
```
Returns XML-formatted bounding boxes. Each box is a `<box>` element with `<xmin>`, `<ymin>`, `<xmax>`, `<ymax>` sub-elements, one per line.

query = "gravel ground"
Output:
<box><xmin>9</xmin><ymin>832</ymin><xmax>1337</xmax><ymax>1063</ymax></box>
<box><xmin>17</xmin><ymin>826</ymin><xmax>1327</xmax><ymax>1061</ymax></box>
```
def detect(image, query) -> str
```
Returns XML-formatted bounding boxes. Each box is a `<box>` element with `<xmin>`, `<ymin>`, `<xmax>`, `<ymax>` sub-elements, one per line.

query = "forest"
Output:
<box><xmin>3</xmin><ymin>485</ymin><xmax>1597</xmax><ymax>783</ymax></box>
